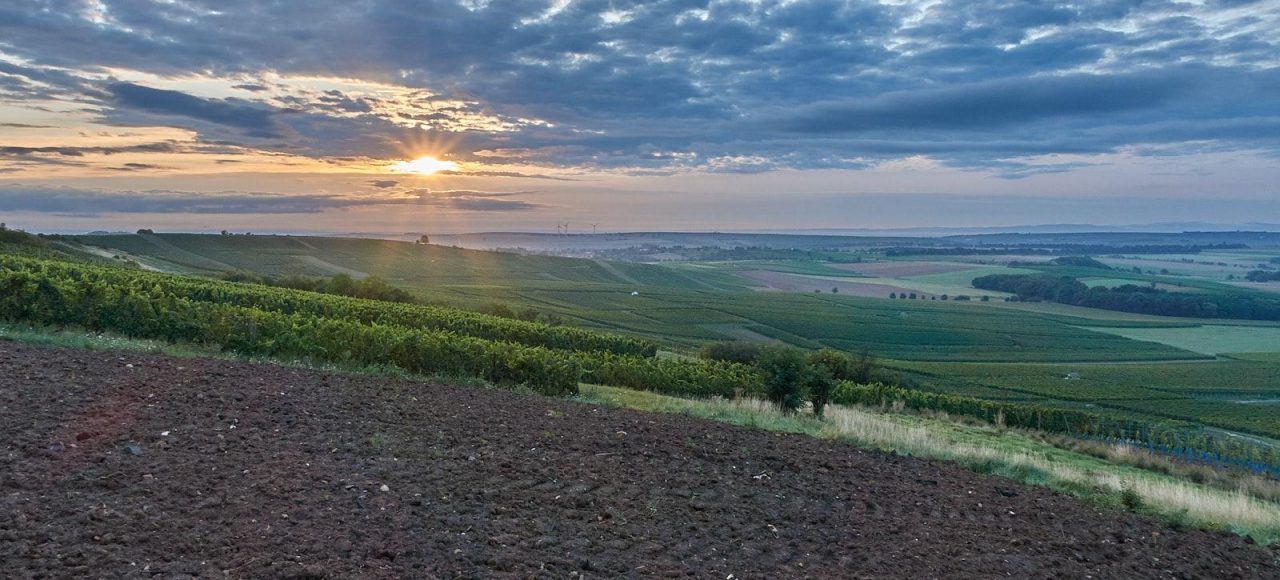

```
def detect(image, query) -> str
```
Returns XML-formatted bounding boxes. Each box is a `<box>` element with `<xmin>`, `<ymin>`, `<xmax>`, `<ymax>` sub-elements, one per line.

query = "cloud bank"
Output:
<box><xmin>0</xmin><ymin>186</ymin><xmax>543</xmax><ymax>215</ymax></box>
<box><xmin>0</xmin><ymin>0</ymin><xmax>1276</xmax><ymax>177</ymax></box>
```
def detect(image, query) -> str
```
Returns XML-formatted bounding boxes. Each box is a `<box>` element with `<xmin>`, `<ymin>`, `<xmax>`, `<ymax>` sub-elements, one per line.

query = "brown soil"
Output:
<box><xmin>1</xmin><ymin>341</ymin><xmax>1275</xmax><ymax>578</ymax></box>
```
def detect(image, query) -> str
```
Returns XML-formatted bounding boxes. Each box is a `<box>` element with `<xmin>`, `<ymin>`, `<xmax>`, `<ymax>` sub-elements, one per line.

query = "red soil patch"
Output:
<box><xmin>1</xmin><ymin>341</ymin><xmax>1275</xmax><ymax>578</ymax></box>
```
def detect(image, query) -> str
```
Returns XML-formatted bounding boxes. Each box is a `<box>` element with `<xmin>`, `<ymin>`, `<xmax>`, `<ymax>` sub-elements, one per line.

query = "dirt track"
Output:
<box><xmin>1</xmin><ymin>341</ymin><xmax>1275</xmax><ymax>578</ymax></box>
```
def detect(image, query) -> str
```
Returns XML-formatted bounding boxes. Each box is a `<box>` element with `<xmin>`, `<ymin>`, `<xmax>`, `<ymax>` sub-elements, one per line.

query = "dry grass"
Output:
<box><xmin>579</xmin><ymin>385</ymin><xmax>1280</xmax><ymax>543</ymax></box>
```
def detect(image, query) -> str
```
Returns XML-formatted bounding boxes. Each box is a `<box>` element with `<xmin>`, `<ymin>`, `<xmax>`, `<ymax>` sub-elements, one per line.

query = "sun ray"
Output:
<box><xmin>389</xmin><ymin>156</ymin><xmax>458</xmax><ymax>175</ymax></box>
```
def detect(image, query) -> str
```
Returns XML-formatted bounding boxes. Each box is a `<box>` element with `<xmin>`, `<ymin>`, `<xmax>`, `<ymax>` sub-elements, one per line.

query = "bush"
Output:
<box><xmin>806</xmin><ymin>349</ymin><xmax>850</xmax><ymax>418</ymax></box>
<box><xmin>699</xmin><ymin>341</ymin><xmax>764</xmax><ymax>364</ymax></box>
<box><xmin>756</xmin><ymin>345</ymin><xmax>811</xmax><ymax>413</ymax></box>
<box><xmin>1050</xmin><ymin>256</ymin><xmax>1111</xmax><ymax>269</ymax></box>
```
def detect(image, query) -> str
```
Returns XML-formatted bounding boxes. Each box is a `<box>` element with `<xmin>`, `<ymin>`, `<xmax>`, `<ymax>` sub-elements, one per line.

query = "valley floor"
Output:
<box><xmin>1</xmin><ymin>342</ymin><xmax>1275</xmax><ymax>578</ymax></box>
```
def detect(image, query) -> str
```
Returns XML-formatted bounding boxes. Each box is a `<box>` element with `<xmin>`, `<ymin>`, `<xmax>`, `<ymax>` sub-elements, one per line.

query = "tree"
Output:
<box><xmin>477</xmin><ymin>302</ymin><xmax>516</xmax><ymax>319</ymax></box>
<box><xmin>756</xmin><ymin>345</ymin><xmax>810</xmax><ymax>414</ymax></box>
<box><xmin>1050</xmin><ymin>256</ymin><xmax>1110</xmax><ymax>269</ymax></box>
<box><xmin>806</xmin><ymin>349</ymin><xmax>850</xmax><ymax>418</ymax></box>
<box><xmin>832</xmin><ymin>287</ymin><xmax>839</xmax><ymax>294</ymax></box>
<box><xmin>326</xmin><ymin>273</ymin><xmax>357</xmax><ymax>296</ymax></box>
<box><xmin>849</xmin><ymin>351</ymin><xmax>877</xmax><ymax>384</ymax></box>
<box><xmin>889</xmin><ymin>292</ymin><xmax>897</xmax><ymax>299</ymax></box>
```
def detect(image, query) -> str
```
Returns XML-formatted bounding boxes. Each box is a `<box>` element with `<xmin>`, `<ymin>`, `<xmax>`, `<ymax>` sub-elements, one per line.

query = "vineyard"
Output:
<box><xmin>68</xmin><ymin>233</ymin><xmax>1209</xmax><ymax>361</ymax></box>
<box><xmin>3</xmin><ymin>253</ymin><xmax>1279</xmax><ymax>473</ymax></box>
<box><xmin>900</xmin><ymin>360</ymin><xmax>1280</xmax><ymax>440</ymax></box>
<box><xmin>0</xmin><ymin>255</ymin><xmax>762</xmax><ymax>398</ymax></box>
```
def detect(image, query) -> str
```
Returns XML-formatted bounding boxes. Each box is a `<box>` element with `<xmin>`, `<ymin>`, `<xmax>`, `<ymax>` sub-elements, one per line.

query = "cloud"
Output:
<box><xmin>437</xmin><ymin>169</ymin><xmax>577</xmax><ymax>181</ymax></box>
<box><xmin>776</xmin><ymin>70</ymin><xmax>1189</xmax><ymax>134</ymax></box>
<box><xmin>0</xmin><ymin>142</ymin><xmax>184</xmax><ymax>158</ymax></box>
<box><xmin>106</xmin><ymin>82</ymin><xmax>283</xmax><ymax>138</ymax></box>
<box><xmin>368</xmin><ymin>179</ymin><xmax>399</xmax><ymax>188</ymax></box>
<box><xmin>107</xmin><ymin>162</ymin><xmax>171</xmax><ymax>172</ymax></box>
<box><xmin>0</xmin><ymin>0</ymin><xmax>1277</xmax><ymax>174</ymax></box>
<box><xmin>0</xmin><ymin>186</ymin><xmax>543</xmax><ymax>215</ymax></box>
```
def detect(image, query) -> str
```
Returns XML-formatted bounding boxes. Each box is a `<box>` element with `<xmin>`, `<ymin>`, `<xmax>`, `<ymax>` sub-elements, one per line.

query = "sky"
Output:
<box><xmin>1</xmin><ymin>0</ymin><xmax>1279</xmax><ymax>234</ymax></box>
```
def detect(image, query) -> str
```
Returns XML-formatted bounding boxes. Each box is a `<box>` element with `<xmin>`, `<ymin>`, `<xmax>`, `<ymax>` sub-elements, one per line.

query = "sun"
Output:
<box><xmin>389</xmin><ymin>156</ymin><xmax>458</xmax><ymax>175</ymax></box>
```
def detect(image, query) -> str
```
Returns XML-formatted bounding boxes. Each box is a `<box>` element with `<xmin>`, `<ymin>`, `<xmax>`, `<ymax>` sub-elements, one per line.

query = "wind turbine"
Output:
<box><xmin>591</xmin><ymin>223</ymin><xmax>598</xmax><ymax>234</ymax></box>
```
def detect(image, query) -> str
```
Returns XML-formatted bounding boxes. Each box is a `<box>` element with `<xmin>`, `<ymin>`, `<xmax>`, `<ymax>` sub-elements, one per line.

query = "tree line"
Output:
<box><xmin>220</xmin><ymin>271</ymin><xmax>418</xmax><ymax>303</ymax></box>
<box><xmin>972</xmin><ymin>273</ymin><xmax>1280</xmax><ymax>320</ymax></box>
<box><xmin>884</xmin><ymin>244</ymin><xmax>1246</xmax><ymax>257</ymax></box>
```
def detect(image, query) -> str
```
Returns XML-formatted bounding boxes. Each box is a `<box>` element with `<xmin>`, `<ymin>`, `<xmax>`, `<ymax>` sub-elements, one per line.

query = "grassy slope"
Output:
<box><xmin>0</xmin><ymin>230</ymin><xmax>124</xmax><ymax>266</ymax></box>
<box><xmin>897</xmin><ymin>359</ymin><xmax>1280</xmax><ymax>440</ymax></box>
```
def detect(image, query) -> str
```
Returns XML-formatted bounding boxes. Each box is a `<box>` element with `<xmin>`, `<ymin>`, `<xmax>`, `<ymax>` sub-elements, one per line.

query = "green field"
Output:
<box><xmin>68</xmin><ymin>234</ymin><xmax>1206</xmax><ymax>362</ymax></box>
<box><xmin>1083</xmin><ymin>277</ymin><xmax>1157</xmax><ymax>288</ymax></box>
<box><xmin>1083</xmin><ymin>325</ymin><xmax>1280</xmax><ymax>355</ymax></box>
<box><xmin>899</xmin><ymin>359</ymin><xmax>1280</xmax><ymax>438</ymax></box>
<box><xmin>57</xmin><ymin>233</ymin><xmax>1280</xmax><ymax>441</ymax></box>
<box><xmin>901</xmin><ymin>265</ymin><xmax>1038</xmax><ymax>287</ymax></box>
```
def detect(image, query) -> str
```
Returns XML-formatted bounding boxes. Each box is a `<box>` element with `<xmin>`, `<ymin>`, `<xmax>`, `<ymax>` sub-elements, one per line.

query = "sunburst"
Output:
<box><xmin>389</xmin><ymin>156</ymin><xmax>458</xmax><ymax>175</ymax></box>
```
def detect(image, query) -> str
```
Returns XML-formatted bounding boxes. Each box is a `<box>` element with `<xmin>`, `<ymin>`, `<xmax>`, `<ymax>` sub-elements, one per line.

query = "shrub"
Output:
<box><xmin>756</xmin><ymin>345</ymin><xmax>811</xmax><ymax>413</ymax></box>
<box><xmin>806</xmin><ymin>349</ymin><xmax>849</xmax><ymax>418</ymax></box>
<box><xmin>699</xmin><ymin>341</ymin><xmax>764</xmax><ymax>364</ymax></box>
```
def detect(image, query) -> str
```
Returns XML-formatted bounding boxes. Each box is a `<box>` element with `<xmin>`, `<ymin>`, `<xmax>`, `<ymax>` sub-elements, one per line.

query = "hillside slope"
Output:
<box><xmin>1</xmin><ymin>342</ymin><xmax>1273</xmax><ymax>577</ymax></box>
<box><xmin>69</xmin><ymin>233</ymin><xmax>731</xmax><ymax>290</ymax></box>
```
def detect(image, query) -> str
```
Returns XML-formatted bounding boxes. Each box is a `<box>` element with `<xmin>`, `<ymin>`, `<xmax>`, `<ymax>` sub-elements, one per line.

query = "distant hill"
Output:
<box><xmin>64</xmin><ymin>232</ymin><xmax>741</xmax><ymax>291</ymax></box>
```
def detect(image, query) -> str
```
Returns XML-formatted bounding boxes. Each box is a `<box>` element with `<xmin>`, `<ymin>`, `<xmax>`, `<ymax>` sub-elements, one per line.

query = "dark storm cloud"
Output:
<box><xmin>0</xmin><ymin>186</ymin><xmax>542</xmax><ymax>214</ymax></box>
<box><xmin>0</xmin><ymin>0</ymin><xmax>1278</xmax><ymax>171</ymax></box>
